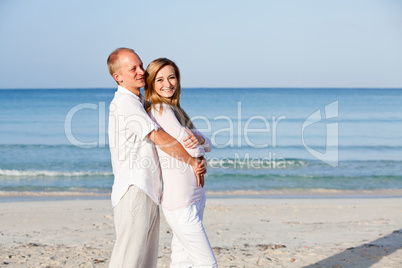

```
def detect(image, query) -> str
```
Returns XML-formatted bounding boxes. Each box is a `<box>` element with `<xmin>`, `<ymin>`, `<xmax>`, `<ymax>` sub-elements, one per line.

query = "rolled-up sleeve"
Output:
<box><xmin>192</xmin><ymin>127</ymin><xmax>212</xmax><ymax>152</ymax></box>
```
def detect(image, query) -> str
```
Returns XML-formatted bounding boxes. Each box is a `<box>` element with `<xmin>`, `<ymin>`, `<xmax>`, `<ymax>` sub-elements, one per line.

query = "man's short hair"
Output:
<box><xmin>107</xmin><ymin>47</ymin><xmax>136</xmax><ymax>77</ymax></box>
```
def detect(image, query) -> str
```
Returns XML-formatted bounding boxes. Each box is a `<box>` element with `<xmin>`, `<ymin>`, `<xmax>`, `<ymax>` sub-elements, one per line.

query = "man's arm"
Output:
<box><xmin>148</xmin><ymin>129</ymin><xmax>205</xmax><ymax>187</ymax></box>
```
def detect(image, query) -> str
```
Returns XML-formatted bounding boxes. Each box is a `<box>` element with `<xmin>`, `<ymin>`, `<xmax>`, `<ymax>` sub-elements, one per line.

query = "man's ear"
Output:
<box><xmin>112</xmin><ymin>73</ymin><xmax>121</xmax><ymax>83</ymax></box>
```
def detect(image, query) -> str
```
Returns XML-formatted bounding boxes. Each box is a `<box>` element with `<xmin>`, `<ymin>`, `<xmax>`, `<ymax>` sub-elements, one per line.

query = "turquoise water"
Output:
<box><xmin>1</xmin><ymin>88</ymin><xmax>401</xmax><ymax>194</ymax></box>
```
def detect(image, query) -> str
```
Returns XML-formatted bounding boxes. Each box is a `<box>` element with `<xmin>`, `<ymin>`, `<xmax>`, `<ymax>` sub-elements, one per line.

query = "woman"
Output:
<box><xmin>145</xmin><ymin>58</ymin><xmax>217</xmax><ymax>267</ymax></box>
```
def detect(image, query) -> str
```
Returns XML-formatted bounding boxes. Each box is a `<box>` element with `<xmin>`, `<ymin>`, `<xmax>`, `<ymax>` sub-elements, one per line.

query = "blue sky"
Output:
<box><xmin>1</xmin><ymin>0</ymin><xmax>401</xmax><ymax>89</ymax></box>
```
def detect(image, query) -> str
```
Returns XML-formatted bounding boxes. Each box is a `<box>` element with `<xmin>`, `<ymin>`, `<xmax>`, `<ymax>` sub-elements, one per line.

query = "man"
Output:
<box><xmin>107</xmin><ymin>48</ymin><xmax>205</xmax><ymax>267</ymax></box>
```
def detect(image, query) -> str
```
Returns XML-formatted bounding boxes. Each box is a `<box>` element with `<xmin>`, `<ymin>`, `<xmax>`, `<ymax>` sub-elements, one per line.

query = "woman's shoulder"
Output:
<box><xmin>150</xmin><ymin>103</ymin><xmax>173</xmax><ymax>115</ymax></box>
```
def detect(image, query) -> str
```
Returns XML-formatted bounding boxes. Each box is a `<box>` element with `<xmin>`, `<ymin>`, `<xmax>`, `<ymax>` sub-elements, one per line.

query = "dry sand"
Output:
<box><xmin>0</xmin><ymin>196</ymin><xmax>401</xmax><ymax>267</ymax></box>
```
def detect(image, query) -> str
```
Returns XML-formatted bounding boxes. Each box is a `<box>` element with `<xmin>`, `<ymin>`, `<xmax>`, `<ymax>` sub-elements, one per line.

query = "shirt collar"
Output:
<box><xmin>117</xmin><ymin>85</ymin><xmax>146</xmax><ymax>106</ymax></box>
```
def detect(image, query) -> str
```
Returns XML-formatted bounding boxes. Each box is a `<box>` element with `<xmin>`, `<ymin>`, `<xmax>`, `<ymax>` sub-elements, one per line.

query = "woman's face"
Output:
<box><xmin>154</xmin><ymin>65</ymin><xmax>177</xmax><ymax>102</ymax></box>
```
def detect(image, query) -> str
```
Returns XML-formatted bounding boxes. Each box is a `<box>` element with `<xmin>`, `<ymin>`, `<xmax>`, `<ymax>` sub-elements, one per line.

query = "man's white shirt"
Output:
<box><xmin>108</xmin><ymin>86</ymin><xmax>162</xmax><ymax>207</ymax></box>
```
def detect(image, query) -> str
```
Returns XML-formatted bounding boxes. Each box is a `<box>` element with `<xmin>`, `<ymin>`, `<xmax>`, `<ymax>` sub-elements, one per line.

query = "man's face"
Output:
<box><xmin>114</xmin><ymin>51</ymin><xmax>145</xmax><ymax>92</ymax></box>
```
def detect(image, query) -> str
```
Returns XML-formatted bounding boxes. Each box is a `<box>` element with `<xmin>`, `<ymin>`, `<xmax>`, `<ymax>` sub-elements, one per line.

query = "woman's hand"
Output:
<box><xmin>182</xmin><ymin>128</ymin><xmax>201</xmax><ymax>149</ymax></box>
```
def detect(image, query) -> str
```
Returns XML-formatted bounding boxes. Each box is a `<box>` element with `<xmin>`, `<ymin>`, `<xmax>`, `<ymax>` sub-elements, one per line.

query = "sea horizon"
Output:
<box><xmin>1</xmin><ymin>86</ymin><xmax>402</xmax><ymax>91</ymax></box>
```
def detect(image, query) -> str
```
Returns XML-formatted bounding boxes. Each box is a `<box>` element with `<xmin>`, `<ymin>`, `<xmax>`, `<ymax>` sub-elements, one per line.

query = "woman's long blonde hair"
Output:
<box><xmin>145</xmin><ymin>58</ymin><xmax>194</xmax><ymax>129</ymax></box>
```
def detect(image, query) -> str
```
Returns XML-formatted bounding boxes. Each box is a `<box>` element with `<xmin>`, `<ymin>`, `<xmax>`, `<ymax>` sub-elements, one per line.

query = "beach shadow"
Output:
<box><xmin>303</xmin><ymin>229</ymin><xmax>402</xmax><ymax>268</ymax></box>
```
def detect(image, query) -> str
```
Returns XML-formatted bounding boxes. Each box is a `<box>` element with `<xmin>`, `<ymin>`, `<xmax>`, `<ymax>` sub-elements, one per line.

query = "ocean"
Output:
<box><xmin>1</xmin><ymin>88</ymin><xmax>402</xmax><ymax>199</ymax></box>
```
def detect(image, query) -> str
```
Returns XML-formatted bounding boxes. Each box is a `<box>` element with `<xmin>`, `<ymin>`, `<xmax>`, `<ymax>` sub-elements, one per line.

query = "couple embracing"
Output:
<box><xmin>107</xmin><ymin>48</ymin><xmax>217</xmax><ymax>268</ymax></box>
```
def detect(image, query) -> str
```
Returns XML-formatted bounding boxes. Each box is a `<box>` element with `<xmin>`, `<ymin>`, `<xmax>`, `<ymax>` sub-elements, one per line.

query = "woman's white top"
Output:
<box><xmin>148</xmin><ymin>103</ymin><xmax>212</xmax><ymax>210</ymax></box>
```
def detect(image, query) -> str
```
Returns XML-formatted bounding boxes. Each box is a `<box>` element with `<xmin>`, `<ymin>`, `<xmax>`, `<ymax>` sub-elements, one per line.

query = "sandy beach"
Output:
<box><xmin>0</xmin><ymin>195</ymin><xmax>401</xmax><ymax>267</ymax></box>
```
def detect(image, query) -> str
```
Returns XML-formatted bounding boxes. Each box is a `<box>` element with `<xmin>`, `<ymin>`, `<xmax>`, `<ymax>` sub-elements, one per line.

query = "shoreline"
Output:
<box><xmin>1</xmin><ymin>189</ymin><xmax>402</xmax><ymax>203</ymax></box>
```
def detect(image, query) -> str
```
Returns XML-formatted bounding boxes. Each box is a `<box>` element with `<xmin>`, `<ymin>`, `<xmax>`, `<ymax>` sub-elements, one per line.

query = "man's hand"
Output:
<box><xmin>190</xmin><ymin>156</ymin><xmax>207</xmax><ymax>188</ymax></box>
<box><xmin>149</xmin><ymin>128</ymin><xmax>207</xmax><ymax>188</ymax></box>
<box><xmin>196</xmin><ymin>156</ymin><xmax>207</xmax><ymax>177</ymax></box>
<box><xmin>190</xmin><ymin>157</ymin><xmax>202</xmax><ymax>188</ymax></box>
<box><xmin>192</xmin><ymin>156</ymin><xmax>207</xmax><ymax>188</ymax></box>
<box><xmin>182</xmin><ymin>128</ymin><xmax>202</xmax><ymax>149</ymax></box>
